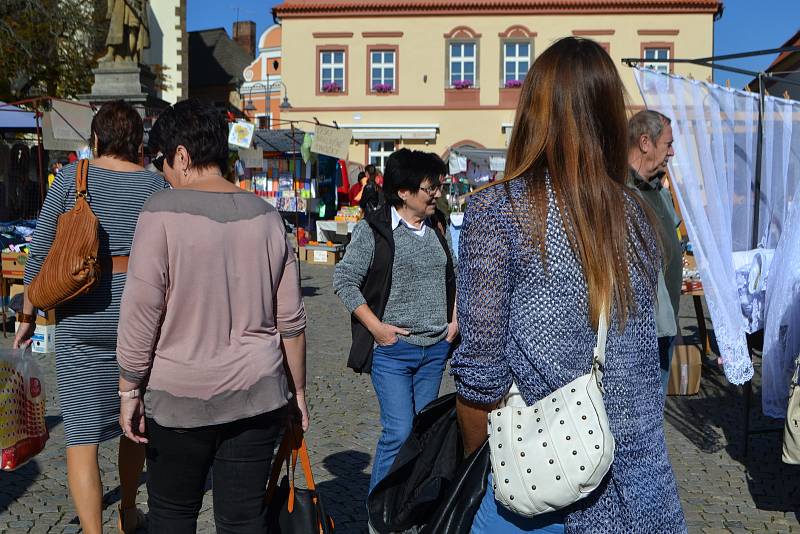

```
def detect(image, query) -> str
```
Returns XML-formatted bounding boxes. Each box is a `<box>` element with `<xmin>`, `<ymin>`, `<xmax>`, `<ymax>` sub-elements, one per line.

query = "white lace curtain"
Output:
<box><xmin>634</xmin><ymin>68</ymin><xmax>800</xmax><ymax>403</ymax></box>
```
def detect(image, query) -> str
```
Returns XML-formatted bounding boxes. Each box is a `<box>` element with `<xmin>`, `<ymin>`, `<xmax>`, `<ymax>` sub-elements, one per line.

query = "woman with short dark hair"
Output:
<box><xmin>117</xmin><ymin>99</ymin><xmax>308</xmax><ymax>532</ymax></box>
<box><xmin>15</xmin><ymin>99</ymin><xmax>168</xmax><ymax>534</ymax></box>
<box><xmin>334</xmin><ymin>148</ymin><xmax>457</xmax><ymax>494</ymax></box>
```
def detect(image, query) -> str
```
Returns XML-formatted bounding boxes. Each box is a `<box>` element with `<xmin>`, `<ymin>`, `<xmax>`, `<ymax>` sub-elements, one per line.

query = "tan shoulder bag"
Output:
<box><xmin>28</xmin><ymin>159</ymin><xmax>100</xmax><ymax>310</ymax></box>
<box><xmin>783</xmin><ymin>355</ymin><xmax>800</xmax><ymax>464</ymax></box>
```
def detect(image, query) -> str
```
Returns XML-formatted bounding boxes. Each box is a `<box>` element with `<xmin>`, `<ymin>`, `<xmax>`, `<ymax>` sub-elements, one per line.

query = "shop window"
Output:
<box><xmin>370</xmin><ymin>50</ymin><xmax>396</xmax><ymax>93</ymax></box>
<box><xmin>320</xmin><ymin>49</ymin><xmax>346</xmax><ymax>92</ymax></box>
<box><xmin>449</xmin><ymin>42</ymin><xmax>477</xmax><ymax>88</ymax></box>
<box><xmin>643</xmin><ymin>47</ymin><xmax>670</xmax><ymax>74</ymax></box>
<box><xmin>503</xmin><ymin>41</ymin><xmax>530</xmax><ymax>87</ymax></box>
<box><xmin>368</xmin><ymin>140</ymin><xmax>395</xmax><ymax>172</ymax></box>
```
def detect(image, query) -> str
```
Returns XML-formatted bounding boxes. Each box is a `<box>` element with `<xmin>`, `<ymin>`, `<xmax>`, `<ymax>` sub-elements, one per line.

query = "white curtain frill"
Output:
<box><xmin>634</xmin><ymin>68</ymin><xmax>800</xmax><ymax>390</ymax></box>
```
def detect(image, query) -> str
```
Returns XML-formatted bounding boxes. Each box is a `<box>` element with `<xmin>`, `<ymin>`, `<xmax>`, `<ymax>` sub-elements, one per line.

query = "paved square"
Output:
<box><xmin>0</xmin><ymin>263</ymin><xmax>798</xmax><ymax>533</ymax></box>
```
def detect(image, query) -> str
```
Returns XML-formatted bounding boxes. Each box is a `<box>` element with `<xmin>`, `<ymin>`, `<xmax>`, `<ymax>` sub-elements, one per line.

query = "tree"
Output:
<box><xmin>0</xmin><ymin>0</ymin><xmax>108</xmax><ymax>102</ymax></box>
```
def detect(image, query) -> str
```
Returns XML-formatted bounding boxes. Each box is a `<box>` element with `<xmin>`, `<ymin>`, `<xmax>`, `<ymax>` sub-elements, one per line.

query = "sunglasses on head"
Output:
<box><xmin>152</xmin><ymin>152</ymin><xmax>165</xmax><ymax>172</ymax></box>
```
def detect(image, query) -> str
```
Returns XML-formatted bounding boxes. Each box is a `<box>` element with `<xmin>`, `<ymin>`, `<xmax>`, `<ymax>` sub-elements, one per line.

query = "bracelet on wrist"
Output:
<box><xmin>17</xmin><ymin>312</ymin><xmax>36</xmax><ymax>324</ymax></box>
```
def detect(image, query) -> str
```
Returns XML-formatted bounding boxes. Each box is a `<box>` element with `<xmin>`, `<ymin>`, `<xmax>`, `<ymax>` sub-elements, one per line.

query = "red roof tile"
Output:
<box><xmin>765</xmin><ymin>29</ymin><xmax>800</xmax><ymax>73</ymax></box>
<box><xmin>274</xmin><ymin>0</ymin><xmax>722</xmax><ymax>18</ymax></box>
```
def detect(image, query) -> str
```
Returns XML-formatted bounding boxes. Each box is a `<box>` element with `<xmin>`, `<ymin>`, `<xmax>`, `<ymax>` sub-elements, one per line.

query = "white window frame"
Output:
<box><xmin>320</xmin><ymin>50</ymin><xmax>346</xmax><ymax>91</ymax></box>
<box><xmin>643</xmin><ymin>47</ymin><xmax>670</xmax><ymax>74</ymax></box>
<box><xmin>448</xmin><ymin>41</ymin><xmax>478</xmax><ymax>87</ymax></box>
<box><xmin>370</xmin><ymin>50</ymin><xmax>396</xmax><ymax>91</ymax></box>
<box><xmin>368</xmin><ymin>140</ymin><xmax>395</xmax><ymax>172</ymax></box>
<box><xmin>503</xmin><ymin>41</ymin><xmax>531</xmax><ymax>85</ymax></box>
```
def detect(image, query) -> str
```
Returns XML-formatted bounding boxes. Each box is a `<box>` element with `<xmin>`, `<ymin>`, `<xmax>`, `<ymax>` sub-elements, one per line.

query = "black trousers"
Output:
<box><xmin>145</xmin><ymin>409</ymin><xmax>284</xmax><ymax>534</ymax></box>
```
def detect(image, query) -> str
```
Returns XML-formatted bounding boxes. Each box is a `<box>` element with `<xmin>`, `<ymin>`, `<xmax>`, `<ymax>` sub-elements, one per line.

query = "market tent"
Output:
<box><xmin>253</xmin><ymin>128</ymin><xmax>306</xmax><ymax>154</ymax></box>
<box><xmin>0</xmin><ymin>101</ymin><xmax>36</xmax><ymax>131</ymax></box>
<box><xmin>447</xmin><ymin>147</ymin><xmax>506</xmax><ymax>185</ymax></box>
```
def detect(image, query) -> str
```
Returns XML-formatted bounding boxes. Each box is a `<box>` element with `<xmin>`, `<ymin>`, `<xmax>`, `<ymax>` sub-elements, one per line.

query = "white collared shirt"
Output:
<box><xmin>391</xmin><ymin>206</ymin><xmax>427</xmax><ymax>237</ymax></box>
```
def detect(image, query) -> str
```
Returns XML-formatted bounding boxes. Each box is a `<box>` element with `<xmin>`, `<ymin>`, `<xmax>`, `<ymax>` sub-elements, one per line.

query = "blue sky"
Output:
<box><xmin>187</xmin><ymin>0</ymin><xmax>799</xmax><ymax>89</ymax></box>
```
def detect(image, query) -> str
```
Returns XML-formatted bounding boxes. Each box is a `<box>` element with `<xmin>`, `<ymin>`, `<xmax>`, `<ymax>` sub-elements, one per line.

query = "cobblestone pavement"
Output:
<box><xmin>1</xmin><ymin>263</ymin><xmax>798</xmax><ymax>533</ymax></box>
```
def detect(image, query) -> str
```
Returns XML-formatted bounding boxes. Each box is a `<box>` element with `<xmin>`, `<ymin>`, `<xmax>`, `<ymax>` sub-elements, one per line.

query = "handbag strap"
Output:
<box><xmin>592</xmin><ymin>306</ymin><xmax>610</xmax><ymax>387</ymax></box>
<box><xmin>75</xmin><ymin>159</ymin><xmax>89</xmax><ymax>199</ymax></box>
<box><xmin>792</xmin><ymin>354</ymin><xmax>800</xmax><ymax>387</ymax></box>
<box><xmin>594</xmin><ymin>307</ymin><xmax>609</xmax><ymax>367</ymax></box>
<box><xmin>266</xmin><ymin>429</ymin><xmax>292</xmax><ymax>503</ymax></box>
<box><xmin>265</xmin><ymin>424</ymin><xmax>318</xmax><ymax>513</ymax></box>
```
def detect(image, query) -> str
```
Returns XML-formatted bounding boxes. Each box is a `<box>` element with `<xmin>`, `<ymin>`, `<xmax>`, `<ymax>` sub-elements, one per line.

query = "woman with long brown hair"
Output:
<box><xmin>451</xmin><ymin>37</ymin><xmax>685</xmax><ymax>532</ymax></box>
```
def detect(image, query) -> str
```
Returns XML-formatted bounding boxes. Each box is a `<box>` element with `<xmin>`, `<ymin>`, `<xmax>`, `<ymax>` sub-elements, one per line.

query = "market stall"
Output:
<box><xmin>633</xmin><ymin>65</ymin><xmax>800</xmax><ymax>428</ymax></box>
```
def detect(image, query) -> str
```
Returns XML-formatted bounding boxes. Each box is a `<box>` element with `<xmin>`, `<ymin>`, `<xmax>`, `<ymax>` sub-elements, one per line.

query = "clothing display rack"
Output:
<box><xmin>622</xmin><ymin>46</ymin><xmax>800</xmax><ymax>456</ymax></box>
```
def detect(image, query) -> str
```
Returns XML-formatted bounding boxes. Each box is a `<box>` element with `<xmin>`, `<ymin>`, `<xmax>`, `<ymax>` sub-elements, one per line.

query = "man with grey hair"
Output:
<box><xmin>628</xmin><ymin>109</ymin><xmax>681</xmax><ymax>392</ymax></box>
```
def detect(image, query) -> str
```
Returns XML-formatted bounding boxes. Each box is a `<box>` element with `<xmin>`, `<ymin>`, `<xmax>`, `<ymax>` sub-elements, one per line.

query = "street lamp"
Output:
<box><xmin>244</xmin><ymin>81</ymin><xmax>268</xmax><ymax>127</ymax></box>
<box><xmin>270</xmin><ymin>80</ymin><xmax>292</xmax><ymax>111</ymax></box>
<box><xmin>243</xmin><ymin>81</ymin><xmax>292</xmax><ymax>129</ymax></box>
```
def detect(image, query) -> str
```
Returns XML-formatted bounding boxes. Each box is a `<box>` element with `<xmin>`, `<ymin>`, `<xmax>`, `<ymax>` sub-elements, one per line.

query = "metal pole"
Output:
<box><xmin>34</xmin><ymin>109</ymin><xmax>45</xmax><ymax>217</ymax></box>
<box><xmin>741</xmin><ymin>73</ymin><xmax>768</xmax><ymax>458</ymax></box>
<box><xmin>752</xmin><ymin>73</ymin><xmax>765</xmax><ymax>249</ymax></box>
<box><xmin>291</xmin><ymin>123</ymin><xmax>301</xmax><ymax>280</ymax></box>
<box><xmin>267</xmin><ymin>67</ymin><xmax>271</xmax><ymax>130</ymax></box>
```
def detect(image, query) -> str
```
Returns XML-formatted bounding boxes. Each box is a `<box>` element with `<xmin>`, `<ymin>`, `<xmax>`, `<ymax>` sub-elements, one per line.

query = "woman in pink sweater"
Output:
<box><xmin>116</xmin><ymin>99</ymin><xmax>308</xmax><ymax>533</ymax></box>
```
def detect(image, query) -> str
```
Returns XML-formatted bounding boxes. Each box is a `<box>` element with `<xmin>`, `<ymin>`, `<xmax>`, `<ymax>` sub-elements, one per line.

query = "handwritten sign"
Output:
<box><xmin>311</xmin><ymin>125</ymin><xmax>352</xmax><ymax>160</ymax></box>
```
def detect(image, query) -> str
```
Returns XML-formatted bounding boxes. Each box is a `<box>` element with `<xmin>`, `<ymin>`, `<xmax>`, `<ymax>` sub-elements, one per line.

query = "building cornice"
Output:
<box><xmin>273</xmin><ymin>1</ymin><xmax>722</xmax><ymax>19</ymax></box>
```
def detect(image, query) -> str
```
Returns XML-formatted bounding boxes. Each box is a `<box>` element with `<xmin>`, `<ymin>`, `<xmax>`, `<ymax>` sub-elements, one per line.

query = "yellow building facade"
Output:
<box><xmin>274</xmin><ymin>0</ymin><xmax>722</xmax><ymax>168</ymax></box>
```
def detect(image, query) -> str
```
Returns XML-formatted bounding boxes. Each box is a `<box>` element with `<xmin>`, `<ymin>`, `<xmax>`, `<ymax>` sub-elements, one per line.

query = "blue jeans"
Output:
<box><xmin>471</xmin><ymin>474</ymin><xmax>565</xmax><ymax>533</ymax></box>
<box><xmin>368</xmin><ymin>338</ymin><xmax>450</xmax><ymax>492</ymax></box>
<box><xmin>659</xmin><ymin>336</ymin><xmax>676</xmax><ymax>393</ymax></box>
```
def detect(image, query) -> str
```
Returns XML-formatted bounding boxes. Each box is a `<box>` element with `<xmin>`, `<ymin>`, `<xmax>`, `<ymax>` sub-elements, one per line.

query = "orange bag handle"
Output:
<box><xmin>266</xmin><ymin>424</ymin><xmax>318</xmax><ymax>513</ymax></box>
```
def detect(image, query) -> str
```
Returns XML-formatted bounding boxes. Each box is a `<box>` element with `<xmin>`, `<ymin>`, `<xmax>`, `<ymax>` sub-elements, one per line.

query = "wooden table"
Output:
<box><xmin>0</xmin><ymin>272</ymin><xmax>24</xmax><ymax>338</ymax></box>
<box><xmin>1</xmin><ymin>251</ymin><xmax>28</xmax><ymax>338</ymax></box>
<box><xmin>682</xmin><ymin>287</ymin><xmax>711</xmax><ymax>357</ymax></box>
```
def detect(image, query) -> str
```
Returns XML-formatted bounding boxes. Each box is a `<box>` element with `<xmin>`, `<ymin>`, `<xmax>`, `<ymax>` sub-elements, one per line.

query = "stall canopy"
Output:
<box><xmin>252</xmin><ymin>128</ymin><xmax>306</xmax><ymax>155</ymax></box>
<box><xmin>447</xmin><ymin>147</ymin><xmax>506</xmax><ymax>184</ymax></box>
<box><xmin>0</xmin><ymin>102</ymin><xmax>36</xmax><ymax>131</ymax></box>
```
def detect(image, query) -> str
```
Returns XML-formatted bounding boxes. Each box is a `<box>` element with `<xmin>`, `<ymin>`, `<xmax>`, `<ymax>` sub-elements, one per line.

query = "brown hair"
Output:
<box><xmin>90</xmin><ymin>100</ymin><xmax>143</xmax><ymax>163</ymax></box>
<box><xmin>503</xmin><ymin>37</ymin><xmax>654</xmax><ymax>329</ymax></box>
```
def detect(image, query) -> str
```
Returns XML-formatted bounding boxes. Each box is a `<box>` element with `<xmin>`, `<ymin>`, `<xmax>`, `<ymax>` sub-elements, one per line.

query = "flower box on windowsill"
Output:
<box><xmin>321</xmin><ymin>82</ymin><xmax>343</xmax><ymax>94</ymax></box>
<box><xmin>371</xmin><ymin>84</ymin><xmax>395</xmax><ymax>95</ymax></box>
<box><xmin>445</xmin><ymin>87</ymin><xmax>479</xmax><ymax>107</ymax></box>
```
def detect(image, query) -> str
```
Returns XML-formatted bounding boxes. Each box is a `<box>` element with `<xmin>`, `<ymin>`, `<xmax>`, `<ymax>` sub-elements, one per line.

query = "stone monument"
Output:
<box><xmin>82</xmin><ymin>0</ymin><xmax>166</xmax><ymax>116</ymax></box>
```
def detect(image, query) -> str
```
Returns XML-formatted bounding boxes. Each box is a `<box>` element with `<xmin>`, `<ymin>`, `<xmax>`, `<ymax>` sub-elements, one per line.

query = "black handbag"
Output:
<box><xmin>266</xmin><ymin>426</ymin><xmax>334</xmax><ymax>533</ymax></box>
<box><xmin>368</xmin><ymin>393</ymin><xmax>489</xmax><ymax>533</ymax></box>
<box><xmin>420</xmin><ymin>440</ymin><xmax>489</xmax><ymax>534</ymax></box>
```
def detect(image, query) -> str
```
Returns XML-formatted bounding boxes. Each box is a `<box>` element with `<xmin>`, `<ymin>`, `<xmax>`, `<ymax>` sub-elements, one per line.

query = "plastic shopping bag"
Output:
<box><xmin>0</xmin><ymin>347</ymin><xmax>48</xmax><ymax>471</ymax></box>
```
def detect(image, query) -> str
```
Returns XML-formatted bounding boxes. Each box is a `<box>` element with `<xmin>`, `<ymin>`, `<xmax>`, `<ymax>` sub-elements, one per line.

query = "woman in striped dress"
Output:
<box><xmin>15</xmin><ymin>100</ymin><xmax>169</xmax><ymax>534</ymax></box>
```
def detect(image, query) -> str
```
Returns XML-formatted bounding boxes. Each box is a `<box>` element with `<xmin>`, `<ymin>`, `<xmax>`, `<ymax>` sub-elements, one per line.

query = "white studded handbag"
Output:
<box><xmin>488</xmin><ymin>310</ymin><xmax>615</xmax><ymax>517</ymax></box>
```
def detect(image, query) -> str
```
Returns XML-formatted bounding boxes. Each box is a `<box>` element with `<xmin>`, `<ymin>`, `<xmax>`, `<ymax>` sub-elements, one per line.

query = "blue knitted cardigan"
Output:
<box><xmin>450</xmin><ymin>178</ymin><xmax>687</xmax><ymax>533</ymax></box>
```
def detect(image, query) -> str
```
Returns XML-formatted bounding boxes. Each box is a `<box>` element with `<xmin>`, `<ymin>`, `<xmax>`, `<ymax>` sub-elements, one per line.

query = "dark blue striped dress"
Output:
<box><xmin>24</xmin><ymin>162</ymin><xmax>169</xmax><ymax>446</ymax></box>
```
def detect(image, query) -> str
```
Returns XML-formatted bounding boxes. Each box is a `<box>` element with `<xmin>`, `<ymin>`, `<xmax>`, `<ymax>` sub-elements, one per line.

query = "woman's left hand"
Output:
<box><xmin>119</xmin><ymin>396</ymin><xmax>148</xmax><ymax>444</ymax></box>
<box><xmin>445</xmin><ymin>321</ymin><xmax>459</xmax><ymax>343</ymax></box>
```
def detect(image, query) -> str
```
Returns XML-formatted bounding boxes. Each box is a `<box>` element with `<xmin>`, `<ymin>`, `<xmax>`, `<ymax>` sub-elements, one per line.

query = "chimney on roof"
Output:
<box><xmin>233</xmin><ymin>21</ymin><xmax>256</xmax><ymax>58</ymax></box>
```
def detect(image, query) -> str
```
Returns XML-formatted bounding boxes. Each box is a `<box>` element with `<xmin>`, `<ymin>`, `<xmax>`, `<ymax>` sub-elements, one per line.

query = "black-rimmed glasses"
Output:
<box><xmin>419</xmin><ymin>184</ymin><xmax>441</xmax><ymax>196</ymax></box>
